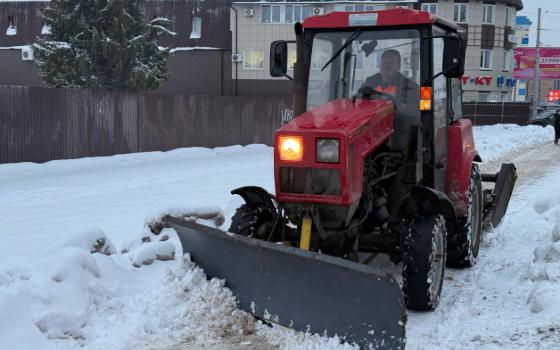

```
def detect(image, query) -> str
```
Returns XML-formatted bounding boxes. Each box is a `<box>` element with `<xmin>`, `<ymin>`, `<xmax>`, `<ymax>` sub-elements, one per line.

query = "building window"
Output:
<box><xmin>335</xmin><ymin>4</ymin><xmax>384</xmax><ymax>12</ymax></box>
<box><xmin>421</xmin><ymin>4</ymin><xmax>437</xmax><ymax>15</ymax></box>
<box><xmin>286</xmin><ymin>5</ymin><xmax>309</xmax><ymax>23</ymax></box>
<box><xmin>503</xmin><ymin>50</ymin><xmax>511</xmax><ymax>71</ymax></box>
<box><xmin>482</xmin><ymin>5</ymin><xmax>495</xmax><ymax>24</ymax></box>
<box><xmin>505</xmin><ymin>7</ymin><xmax>512</xmax><ymax>26</ymax></box>
<box><xmin>453</xmin><ymin>3</ymin><xmax>468</xmax><ymax>23</ymax></box>
<box><xmin>190</xmin><ymin>17</ymin><xmax>201</xmax><ymax>39</ymax></box>
<box><xmin>480</xmin><ymin>49</ymin><xmax>493</xmax><ymax>70</ymax></box>
<box><xmin>261</xmin><ymin>5</ymin><xmax>281</xmax><ymax>23</ymax></box>
<box><xmin>243</xmin><ymin>49</ymin><xmax>264</xmax><ymax>69</ymax></box>
<box><xmin>263</xmin><ymin>4</ymin><xmax>309</xmax><ymax>24</ymax></box>
<box><xmin>6</xmin><ymin>16</ymin><xmax>16</xmax><ymax>36</ymax></box>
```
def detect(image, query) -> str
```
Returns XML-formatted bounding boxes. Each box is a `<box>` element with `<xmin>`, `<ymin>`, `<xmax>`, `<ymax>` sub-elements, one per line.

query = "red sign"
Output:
<box><xmin>548</xmin><ymin>90</ymin><xmax>560</xmax><ymax>102</ymax></box>
<box><xmin>514</xmin><ymin>47</ymin><xmax>560</xmax><ymax>79</ymax></box>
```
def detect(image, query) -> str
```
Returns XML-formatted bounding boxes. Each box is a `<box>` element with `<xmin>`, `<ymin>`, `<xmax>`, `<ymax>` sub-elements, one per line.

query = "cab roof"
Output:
<box><xmin>302</xmin><ymin>8</ymin><xmax>462</xmax><ymax>33</ymax></box>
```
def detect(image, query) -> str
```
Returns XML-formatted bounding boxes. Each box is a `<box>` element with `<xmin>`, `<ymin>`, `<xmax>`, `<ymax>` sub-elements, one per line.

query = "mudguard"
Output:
<box><xmin>167</xmin><ymin>217</ymin><xmax>407</xmax><ymax>349</ymax></box>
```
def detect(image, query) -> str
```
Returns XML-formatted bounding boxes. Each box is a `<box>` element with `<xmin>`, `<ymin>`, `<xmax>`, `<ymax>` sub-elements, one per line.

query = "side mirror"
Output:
<box><xmin>443</xmin><ymin>36</ymin><xmax>465</xmax><ymax>78</ymax></box>
<box><xmin>270</xmin><ymin>40</ymin><xmax>288</xmax><ymax>77</ymax></box>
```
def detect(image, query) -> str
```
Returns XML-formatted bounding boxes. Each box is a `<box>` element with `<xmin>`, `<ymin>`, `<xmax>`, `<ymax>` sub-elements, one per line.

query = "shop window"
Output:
<box><xmin>243</xmin><ymin>49</ymin><xmax>264</xmax><ymax>69</ymax></box>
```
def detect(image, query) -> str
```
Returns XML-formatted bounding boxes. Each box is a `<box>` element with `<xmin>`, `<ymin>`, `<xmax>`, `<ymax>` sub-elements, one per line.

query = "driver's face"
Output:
<box><xmin>380</xmin><ymin>54</ymin><xmax>401</xmax><ymax>81</ymax></box>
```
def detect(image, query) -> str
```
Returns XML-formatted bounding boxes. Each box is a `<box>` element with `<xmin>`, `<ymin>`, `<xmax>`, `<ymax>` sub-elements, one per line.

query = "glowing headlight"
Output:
<box><xmin>279</xmin><ymin>135</ymin><xmax>303</xmax><ymax>161</ymax></box>
<box><xmin>316</xmin><ymin>138</ymin><xmax>339</xmax><ymax>163</ymax></box>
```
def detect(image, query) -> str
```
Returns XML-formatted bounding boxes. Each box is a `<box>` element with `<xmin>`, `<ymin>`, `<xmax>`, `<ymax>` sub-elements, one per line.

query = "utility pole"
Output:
<box><xmin>533</xmin><ymin>8</ymin><xmax>542</xmax><ymax>118</ymax></box>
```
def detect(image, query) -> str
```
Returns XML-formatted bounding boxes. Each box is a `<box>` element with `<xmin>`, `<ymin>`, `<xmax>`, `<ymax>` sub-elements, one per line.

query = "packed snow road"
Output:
<box><xmin>0</xmin><ymin>124</ymin><xmax>558</xmax><ymax>350</ymax></box>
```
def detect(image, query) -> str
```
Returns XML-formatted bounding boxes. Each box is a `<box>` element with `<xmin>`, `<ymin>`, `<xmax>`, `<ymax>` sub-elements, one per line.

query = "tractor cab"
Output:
<box><xmin>272</xmin><ymin>8</ymin><xmax>466</xmax><ymax>151</ymax></box>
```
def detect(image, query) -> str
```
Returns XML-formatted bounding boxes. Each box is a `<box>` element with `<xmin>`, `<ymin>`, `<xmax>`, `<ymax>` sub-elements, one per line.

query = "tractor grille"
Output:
<box><xmin>279</xmin><ymin>167</ymin><xmax>341</xmax><ymax>196</ymax></box>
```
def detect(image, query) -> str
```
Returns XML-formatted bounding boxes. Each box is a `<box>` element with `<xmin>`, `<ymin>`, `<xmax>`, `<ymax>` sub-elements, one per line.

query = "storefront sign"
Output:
<box><xmin>548</xmin><ymin>90</ymin><xmax>560</xmax><ymax>102</ymax></box>
<box><xmin>513</xmin><ymin>47</ymin><xmax>560</xmax><ymax>79</ymax></box>
<box><xmin>461</xmin><ymin>76</ymin><xmax>493</xmax><ymax>85</ymax></box>
<box><xmin>461</xmin><ymin>76</ymin><xmax>515</xmax><ymax>87</ymax></box>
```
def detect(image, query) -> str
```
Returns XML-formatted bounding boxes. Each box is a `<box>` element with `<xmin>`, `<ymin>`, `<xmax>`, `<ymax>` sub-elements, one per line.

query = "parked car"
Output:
<box><xmin>530</xmin><ymin>110</ymin><xmax>556</xmax><ymax>127</ymax></box>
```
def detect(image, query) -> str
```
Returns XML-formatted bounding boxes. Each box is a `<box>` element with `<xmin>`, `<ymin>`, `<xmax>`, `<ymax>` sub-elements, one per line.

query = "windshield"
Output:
<box><xmin>307</xmin><ymin>29</ymin><xmax>421</xmax><ymax>111</ymax></box>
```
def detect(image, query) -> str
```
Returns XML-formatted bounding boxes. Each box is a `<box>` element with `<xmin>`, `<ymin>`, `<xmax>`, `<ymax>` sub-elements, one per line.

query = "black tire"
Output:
<box><xmin>228</xmin><ymin>204</ymin><xmax>274</xmax><ymax>238</ymax></box>
<box><xmin>402</xmin><ymin>215</ymin><xmax>447</xmax><ymax>311</ymax></box>
<box><xmin>447</xmin><ymin>164</ymin><xmax>483</xmax><ymax>268</ymax></box>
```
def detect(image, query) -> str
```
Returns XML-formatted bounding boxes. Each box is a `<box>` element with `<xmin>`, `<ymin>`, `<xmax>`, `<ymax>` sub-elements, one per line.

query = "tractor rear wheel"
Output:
<box><xmin>447</xmin><ymin>164</ymin><xmax>483</xmax><ymax>268</ymax></box>
<box><xmin>228</xmin><ymin>204</ymin><xmax>274</xmax><ymax>239</ymax></box>
<box><xmin>402</xmin><ymin>215</ymin><xmax>446</xmax><ymax>311</ymax></box>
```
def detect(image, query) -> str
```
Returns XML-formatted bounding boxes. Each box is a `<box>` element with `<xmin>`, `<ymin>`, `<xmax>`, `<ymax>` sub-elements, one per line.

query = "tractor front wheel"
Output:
<box><xmin>228</xmin><ymin>204</ymin><xmax>275</xmax><ymax>239</ymax></box>
<box><xmin>402</xmin><ymin>215</ymin><xmax>447</xmax><ymax>311</ymax></box>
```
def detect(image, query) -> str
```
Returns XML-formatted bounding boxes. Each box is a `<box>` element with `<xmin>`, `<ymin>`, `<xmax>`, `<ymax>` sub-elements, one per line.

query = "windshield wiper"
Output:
<box><xmin>321</xmin><ymin>29</ymin><xmax>362</xmax><ymax>72</ymax></box>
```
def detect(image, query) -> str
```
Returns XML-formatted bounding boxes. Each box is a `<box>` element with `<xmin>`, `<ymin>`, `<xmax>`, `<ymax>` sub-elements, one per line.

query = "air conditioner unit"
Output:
<box><xmin>244</xmin><ymin>8</ymin><xmax>254</xmax><ymax>17</ymax></box>
<box><xmin>231</xmin><ymin>53</ymin><xmax>243</xmax><ymax>62</ymax></box>
<box><xmin>312</xmin><ymin>7</ymin><xmax>324</xmax><ymax>16</ymax></box>
<box><xmin>21</xmin><ymin>46</ymin><xmax>34</xmax><ymax>61</ymax></box>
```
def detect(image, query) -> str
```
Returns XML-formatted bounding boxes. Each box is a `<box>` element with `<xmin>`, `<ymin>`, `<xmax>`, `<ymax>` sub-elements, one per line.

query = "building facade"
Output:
<box><xmin>231</xmin><ymin>0</ymin><xmax>523</xmax><ymax>101</ymax></box>
<box><xmin>513</xmin><ymin>15</ymin><xmax>531</xmax><ymax>101</ymax></box>
<box><xmin>0</xmin><ymin>0</ymin><xmax>236</xmax><ymax>95</ymax></box>
<box><xmin>419</xmin><ymin>0</ymin><xmax>523</xmax><ymax>102</ymax></box>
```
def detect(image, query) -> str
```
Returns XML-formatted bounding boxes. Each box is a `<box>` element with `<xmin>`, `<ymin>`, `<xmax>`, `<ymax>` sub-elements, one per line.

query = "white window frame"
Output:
<box><xmin>242</xmin><ymin>49</ymin><xmax>265</xmax><ymax>69</ymax></box>
<box><xmin>480</xmin><ymin>49</ymin><xmax>493</xmax><ymax>70</ymax></box>
<box><xmin>482</xmin><ymin>4</ymin><xmax>495</xmax><ymax>24</ymax></box>
<box><xmin>453</xmin><ymin>3</ymin><xmax>468</xmax><ymax>23</ymax></box>
<box><xmin>190</xmin><ymin>17</ymin><xmax>201</xmax><ymax>39</ymax></box>
<box><xmin>261</xmin><ymin>5</ymin><xmax>282</xmax><ymax>24</ymax></box>
<box><xmin>285</xmin><ymin>5</ymin><xmax>308</xmax><ymax>23</ymax></box>
<box><xmin>421</xmin><ymin>3</ymin><xmax>438</xmax><ymax>15</ymax></box>
<box><xmin>502</xmin><ymin>50</ymin><xmax>511</xmax><ymax>71</ymax></box>
<box><xmin>335</xmin><ymin>4</ymin><xmax>384</xmax><ymax>12</ymax></box>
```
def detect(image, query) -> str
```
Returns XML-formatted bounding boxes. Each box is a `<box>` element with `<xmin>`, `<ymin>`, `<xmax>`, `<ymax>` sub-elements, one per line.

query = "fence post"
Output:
<box><xmin>501</xmin><ymin>102</ymin><xmax>505</xmax><ymax>124</ymax></box>
<box><xmin>474</xmin><ymin>102</ymin><xmax>478</xmax><ymax>125</ymax></box>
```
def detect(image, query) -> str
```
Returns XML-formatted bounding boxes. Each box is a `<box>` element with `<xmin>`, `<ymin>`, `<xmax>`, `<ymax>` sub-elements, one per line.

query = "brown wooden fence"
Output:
<box><xmin>0</xmin><ymin>85</ymin><xmax>292</xmax><ymax>164</ymax></box>
<box><xmin>463</xmin><ymin>102</ymin><xmax>531</xmax><ymax>126</ymax></box>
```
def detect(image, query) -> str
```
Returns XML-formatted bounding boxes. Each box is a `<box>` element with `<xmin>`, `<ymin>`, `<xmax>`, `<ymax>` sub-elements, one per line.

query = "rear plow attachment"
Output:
<box><xmin>166</xmin><ymin>216</ymin><xmax>406</xmax><ymax>349</ymax></box>
<box><xmin>481</xmin><ymin>163</ymin><xmax>517</xmax><ymax>228</ymax></box>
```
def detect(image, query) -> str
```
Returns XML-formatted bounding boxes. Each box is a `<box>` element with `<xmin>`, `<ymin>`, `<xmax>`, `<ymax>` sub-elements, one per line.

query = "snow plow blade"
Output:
<box><xmin>166</xmin><ymin>216</ymin><xmax>406</xmax><ymax>349</ymax></box>
<box><xmin>481</xmin><ymin>163</ymin><xmax>517</xmax><ymax>228</ymax></box>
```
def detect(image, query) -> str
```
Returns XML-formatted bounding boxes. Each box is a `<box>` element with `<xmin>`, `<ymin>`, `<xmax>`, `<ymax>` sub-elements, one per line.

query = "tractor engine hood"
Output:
<box><xmin>274</xmin><ymin>98</ymin><xmax>395</xmax><ymax>206</ymax></box>
<box><xmin>280</xmin><ymin>98</ymin><xmax>394</xmax><ymax>137</ymax></box>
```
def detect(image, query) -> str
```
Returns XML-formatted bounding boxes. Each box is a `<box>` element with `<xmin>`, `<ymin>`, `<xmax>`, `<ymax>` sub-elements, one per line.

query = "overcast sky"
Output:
<box><xmin>519</xmin><ymin>0</ymin><xmax>560</xmax><ymax>47</ymax></box>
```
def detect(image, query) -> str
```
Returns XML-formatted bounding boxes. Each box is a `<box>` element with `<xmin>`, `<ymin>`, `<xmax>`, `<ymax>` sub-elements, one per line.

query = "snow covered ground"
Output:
<box><xmin>0</xmin><ymin>124</ymin><xmax>558</xmax><ymax>349</ymax></box>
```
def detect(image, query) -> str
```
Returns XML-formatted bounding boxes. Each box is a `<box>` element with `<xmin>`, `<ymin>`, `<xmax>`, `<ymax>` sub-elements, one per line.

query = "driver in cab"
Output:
<box><xmin>361</xmin><ymin>49</ymin><xmax>419</xmax><ymax>114</ymax></box>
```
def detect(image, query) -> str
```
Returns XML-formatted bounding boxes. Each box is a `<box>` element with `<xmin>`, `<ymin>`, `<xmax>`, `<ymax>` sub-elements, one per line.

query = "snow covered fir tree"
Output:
<box><xmin>33</xmin><ymin>0</ymin><xmax>175</xmax><ymax>91</ymax></box>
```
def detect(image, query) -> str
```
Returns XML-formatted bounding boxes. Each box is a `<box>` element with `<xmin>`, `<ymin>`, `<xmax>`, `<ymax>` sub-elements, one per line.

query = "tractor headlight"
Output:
<box><xmin>316</xmin><ymin>138</ymin><xmax>339</xmax><ymax>163</ymax></box>
<box><xmin>279</xmin><ymin>135</ymin><xmax>303</xmax><ymax>161</ymax></box>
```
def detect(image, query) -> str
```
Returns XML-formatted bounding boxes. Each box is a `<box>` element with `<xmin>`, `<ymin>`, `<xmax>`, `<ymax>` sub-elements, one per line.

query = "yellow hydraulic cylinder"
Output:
<box><xmin>299</xmin><ymin>216</ymin><xmax>312</xmax><ymax>250</ymax></box>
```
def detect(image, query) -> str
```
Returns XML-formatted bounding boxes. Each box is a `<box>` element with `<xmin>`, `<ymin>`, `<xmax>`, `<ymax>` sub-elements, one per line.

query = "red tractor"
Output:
<box><xmin>167</xmin><ymin>8</ymin><xmax>516</xmax><ymax>349</ymax></box>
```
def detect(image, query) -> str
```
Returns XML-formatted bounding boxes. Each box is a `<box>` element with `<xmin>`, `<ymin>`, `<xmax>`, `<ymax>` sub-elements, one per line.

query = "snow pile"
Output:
<box><xmin>473</xmin><ymin>124</ymin><xmax>554</xmax><ymax>162</ymax></box>
<box><xmin>0</xmin><ymin>227</ymin><xmax>259</xmax><ymax>349</ymax></box>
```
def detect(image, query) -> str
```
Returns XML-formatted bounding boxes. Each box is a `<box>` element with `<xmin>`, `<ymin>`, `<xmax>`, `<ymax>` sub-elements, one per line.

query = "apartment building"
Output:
<box><xmin>231</xmin><ymin>0</ymin><xmax>523</xmax><ymax>101</ymax></box>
